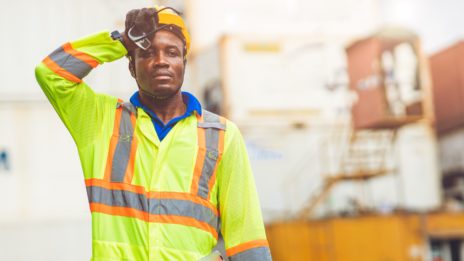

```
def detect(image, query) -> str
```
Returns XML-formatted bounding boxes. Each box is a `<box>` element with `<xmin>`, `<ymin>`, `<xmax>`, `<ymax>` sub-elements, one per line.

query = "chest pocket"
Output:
<box><xmin>190</xmin><ymin>110</ymin><xmax>227</xmax><ymax>200</ymax></box>
<box><xmin>104</xmin><ymin>101</ymin><xmax>138</xmax><ymax>183</ymax></box>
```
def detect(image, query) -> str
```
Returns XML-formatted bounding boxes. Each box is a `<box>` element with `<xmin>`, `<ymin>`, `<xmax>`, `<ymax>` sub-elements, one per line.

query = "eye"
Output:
<box><xmin>167</xmin><ymin>48</ymin><xmax>180</xmax><ymax>57</ymax></box>
<box><xmin>140</xmin><ymin>49</ymin><xmax>156</xmax><ymax>58</ymax></box>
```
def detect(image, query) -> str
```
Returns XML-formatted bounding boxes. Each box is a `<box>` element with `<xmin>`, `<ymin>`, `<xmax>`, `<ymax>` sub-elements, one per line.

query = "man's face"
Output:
<box><xmin>133</xmin><ymin>30</ymin><xmax>185</xmax><ymax>99</ymax></box>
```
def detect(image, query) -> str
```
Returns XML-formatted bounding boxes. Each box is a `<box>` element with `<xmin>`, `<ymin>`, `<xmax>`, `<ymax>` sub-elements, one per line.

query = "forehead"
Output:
<box><xmin>149</xmin><ymin>30</ymin><xmax>184</xmax><ymax>49</ymax></box>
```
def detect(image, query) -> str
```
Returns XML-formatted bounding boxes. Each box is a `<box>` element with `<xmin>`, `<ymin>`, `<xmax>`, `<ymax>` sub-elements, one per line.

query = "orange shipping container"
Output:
<box><xmin>430</xmin><ymin>41</ymin><xmax>464</xmax><ymax>135</ymax></box>
<box><xmin>346</xmin><ymin>29</ymin><xmax>428</xmax><ymax>129</ymax></box>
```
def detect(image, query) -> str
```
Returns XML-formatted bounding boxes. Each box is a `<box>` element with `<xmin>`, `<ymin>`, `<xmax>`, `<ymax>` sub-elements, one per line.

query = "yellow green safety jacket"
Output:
<box><xmin>35</xmin><ymin>31</ymin><xmax>272</xmax><ymax>261</ymax></box>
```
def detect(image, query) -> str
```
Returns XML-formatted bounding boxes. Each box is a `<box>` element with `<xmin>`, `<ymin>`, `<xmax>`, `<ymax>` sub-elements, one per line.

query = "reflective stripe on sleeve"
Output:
<box><xmin>42</xmin><ymin>57</ymin><xmax>82</xmax><ymax>83</ymax></box>
<box><xmin>226</xmin><ymin>240</ymin><xmax>271</xmax><ymax>261</ymax></box>
<box><xmin>44</xmin><ymin>43</ymin><xmax>99</xmax><ymax>82</ymax></box>
<box><xmin>228</xmin><ymin>247</ymin><xmax>272</xmax><ymax>261</ymax></box>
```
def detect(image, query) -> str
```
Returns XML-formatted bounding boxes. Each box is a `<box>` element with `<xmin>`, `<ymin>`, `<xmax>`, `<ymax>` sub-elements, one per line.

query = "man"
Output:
<box><xmin>35</xmin><ymin>6</ymin><xmax>272</xmax><ymax>261</ymax></box>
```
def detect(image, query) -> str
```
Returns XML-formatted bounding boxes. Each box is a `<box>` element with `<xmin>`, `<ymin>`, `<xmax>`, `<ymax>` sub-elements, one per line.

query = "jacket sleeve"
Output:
<box><xmin>34</xmin><ymin>31</ymin><xmax>127</xmax><ymax>150</ymax></box>
<box><xmin>217</xmin><ymin>122</ymin><xmax>273</xmax><ymax>261</ymax></box>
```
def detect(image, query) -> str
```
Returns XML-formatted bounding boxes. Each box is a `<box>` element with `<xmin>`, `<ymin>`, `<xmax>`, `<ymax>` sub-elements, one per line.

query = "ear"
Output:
<box><xmin>128</xmin><ymin>58</ymin><xmax>136</xmax><ymax>78</ymax></box>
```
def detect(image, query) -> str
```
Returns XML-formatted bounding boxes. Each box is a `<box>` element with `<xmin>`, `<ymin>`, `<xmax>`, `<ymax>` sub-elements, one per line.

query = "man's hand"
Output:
<box><xmin>123</xmin><ymin>8</ymin><xmax>158</xmax><ymax>54</ymax></box>
<box><xmin>121</xmin><ymin>31</ymin><xmax>137</xmax><ymax>54</ymax></box>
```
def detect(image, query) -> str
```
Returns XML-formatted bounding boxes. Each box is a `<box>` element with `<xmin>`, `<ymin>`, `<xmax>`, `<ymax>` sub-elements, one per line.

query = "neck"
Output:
<box><xmin>139</xmin><ymin>90</ymin><xmax>186</xmax><ymax>124</ymax></box>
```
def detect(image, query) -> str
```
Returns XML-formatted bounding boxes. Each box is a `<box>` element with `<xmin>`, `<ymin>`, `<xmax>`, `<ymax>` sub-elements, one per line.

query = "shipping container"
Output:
<box><xmin>190</xmin><ymin>34</ymin><xmax>352</xmax><ymax>123</ymax></box>
<box><xmin>346</xmin><ymin>28</ymin><xmax>433</xmax><ymax>130</ymax></box>
<box><xmin>430</xmin><ymin>41</ymin><xmax>464</xmax><ymax>135</ymax></box>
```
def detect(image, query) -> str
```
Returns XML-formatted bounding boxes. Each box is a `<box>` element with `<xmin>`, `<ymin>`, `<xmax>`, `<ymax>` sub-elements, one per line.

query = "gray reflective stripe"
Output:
<box><xmin>229</xmin><ymin>247</ymin><xmax>272</xmax><ymax>261</ymax></box>
<box><xmin>87</xmin><ymin>185</ymin><xmax>147</xmax><ymax>211</ymax></box>
<box><xmin>149</xmin><ymin>198</ymin><xmax>219</xmax><ymax>230</ymax></box>
<box><xmin>118</xmin><ymin>102</ymin><xmax>138</xmax><ymax>115</ymax></box>
<box><xmin>48</xmin><ymin>46</ymin><xmax>93</xmax><ymax>79</ymax></box>
<box><xmin>197</xmin><ymin>128</ymin><xmax>220</xmax><ymax>198</ymax></box>
<box><xmin>197</xmin><ymin>110</ymin><xmax>224</xmax><ymax>199</ymax></box>
<box><xmin>86</xmin><ymin>186</ymin><xmax>218</xmax><ymax>230</ymax></box>
<box><xmin>111</xmin><ymin>103</ymin><xmax>136</xmax><ymax>182</ymax></box>
<box><xmin>202</xmin><ymin>110</ymin><xmax>222</xmax><ymax>125</ymax></box>
<box><xmin>197</xmin><ymin>122</ymin><xmax>226</xmax><ymax>130</ymax></box>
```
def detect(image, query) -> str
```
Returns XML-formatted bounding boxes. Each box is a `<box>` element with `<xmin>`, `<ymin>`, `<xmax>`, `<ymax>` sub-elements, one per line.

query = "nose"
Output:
<box><xmin>152</xmin><ymin>52</ymin><xmax>169</xmax><ymax>68</ymax></box>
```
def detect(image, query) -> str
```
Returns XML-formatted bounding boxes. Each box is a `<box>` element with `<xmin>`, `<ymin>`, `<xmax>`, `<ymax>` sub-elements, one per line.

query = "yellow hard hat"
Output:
<box><xmin>155</xmin><ymin>6</ymin><xmax>191</xmax><ymax>56</ymax></box>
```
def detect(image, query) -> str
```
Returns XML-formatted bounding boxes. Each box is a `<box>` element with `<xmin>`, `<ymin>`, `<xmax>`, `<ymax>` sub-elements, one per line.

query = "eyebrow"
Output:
<box><xmin>165</xmin><ymin>44</ymin><xmax>181</xmax><ymax>51</ymax></box>
<box><xmin>136</xmin><ymin>42</ymin><xmax>183</xmax><ymax>55</ymax></box>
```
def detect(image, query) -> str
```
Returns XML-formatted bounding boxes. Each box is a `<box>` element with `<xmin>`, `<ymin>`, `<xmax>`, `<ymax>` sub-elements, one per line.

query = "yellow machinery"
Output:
<box><xmin>267</xmin><ymin>212</ymin><xmax>464</xmax><ymax>261</ymax></box>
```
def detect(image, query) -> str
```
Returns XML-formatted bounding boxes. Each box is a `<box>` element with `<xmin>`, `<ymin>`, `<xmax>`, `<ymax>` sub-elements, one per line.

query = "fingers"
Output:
<box><xmin>133</xmin><ymin>8</ymin><xmax>157</xmax><ymax>33</ymax></box>
<box><xmin>121</xmin><ymin>31</ymin><xmax>137</xmax><ymax>54</ymax></box>
<box><xmin>125</xmin><ymin>9</ymin><xmax>140</xmax><ymax>32</ymax></box>
<box><xmin>125</xmin><ymin>7</ymin><xmax>158</xmax><ymax>34</ymax></box>
<box><xmin>123</xmin><ymin>7</ymin><xmax>161</xmax><ymax>54</ymax></box>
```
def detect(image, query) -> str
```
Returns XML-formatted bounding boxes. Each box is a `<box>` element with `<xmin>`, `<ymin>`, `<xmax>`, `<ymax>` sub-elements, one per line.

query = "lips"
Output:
<box><xmin>152</xmin><ymin>71</ymin><xmax>173</xmax><ymax>80</ymax></box>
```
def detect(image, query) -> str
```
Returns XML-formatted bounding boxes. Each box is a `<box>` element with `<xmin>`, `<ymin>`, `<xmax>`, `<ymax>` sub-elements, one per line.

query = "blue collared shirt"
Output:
<box><xmin>130</xmin><ymin>91</ymin><xmax>202</xmax><ymax>141</ymax></box>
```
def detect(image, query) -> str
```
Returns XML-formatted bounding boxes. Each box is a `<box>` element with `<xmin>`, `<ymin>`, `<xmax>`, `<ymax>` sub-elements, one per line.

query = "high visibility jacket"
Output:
<box><xmin>35</xmin><ymin>31</ymin><xmax>272</xmax><ymax>261</ymax></box>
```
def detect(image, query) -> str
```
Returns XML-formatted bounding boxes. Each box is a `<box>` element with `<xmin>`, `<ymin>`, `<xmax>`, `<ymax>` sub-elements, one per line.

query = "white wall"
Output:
<box><xmin>0</xmin><ymin>102</ymin><xmax>91</xmax><ymax>259</ymax></box>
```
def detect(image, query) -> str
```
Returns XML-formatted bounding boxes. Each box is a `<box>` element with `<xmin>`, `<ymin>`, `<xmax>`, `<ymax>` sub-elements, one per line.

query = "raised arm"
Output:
<box><xmin>35</xmin><ymin>31</ymin><xmax>129</xmax><ymax>148</ymax></box>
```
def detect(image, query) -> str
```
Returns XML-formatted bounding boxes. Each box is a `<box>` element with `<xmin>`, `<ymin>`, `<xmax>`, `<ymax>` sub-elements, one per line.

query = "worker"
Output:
<box><xmin>35</xmin><ymin>6</ymin><xmax>272</xmax><ymax>261</ymax></box>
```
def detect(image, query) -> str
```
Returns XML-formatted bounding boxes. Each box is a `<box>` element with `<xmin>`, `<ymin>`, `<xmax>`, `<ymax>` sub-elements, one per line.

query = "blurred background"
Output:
<box><xmin>1</xmin><ymin>0</ymin><xmax>464</xmax><ymax>260</ymax></box>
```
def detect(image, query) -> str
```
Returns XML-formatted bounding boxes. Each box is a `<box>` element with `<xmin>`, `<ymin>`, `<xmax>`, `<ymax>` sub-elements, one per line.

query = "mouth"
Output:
<box><xmin>152</xmin><ymin>71</ymin><xmax>173</xmax><ymax>81</ymax></box>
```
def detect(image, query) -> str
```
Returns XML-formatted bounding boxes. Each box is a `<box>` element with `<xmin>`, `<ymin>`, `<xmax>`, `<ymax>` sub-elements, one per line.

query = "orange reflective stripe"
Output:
<box><xmin>193</xmin><ymin>110</ymin><xmax>226</xmax><ymax>200</ymax></box>
<box><xmin>42</xmin><ymin>57</ymin><xmax>82</xmax><ymax>83</ymax></box>
<box><xmin>155</xmin><ymin>215</ymin><xmax>218</xmax><ymax>240</ymax></box>
<box><xmin>190</xmin><ymin>114</ymin><xmax>206</xmax><ymax>195</ymax></box>
<box><xmin>123</xmin><ymin>113</ymin><xmax>138</xmax><ymax>184</ymax></box>
<box><xmin>85</xmin><ymin>178</ymin><xmax>146</xmax><ymax>195</ymax></box>
<box><xmin>207</xmin><ymin>116</ymin><xmax>226</xmax><ymax>200</ymax></box>
<box><xmin>89</xmin><ymin>203</ymin><xmax>218</xmax><ymax>240</ymax></box>
<box><xmin>90</xmin><ymin>202</ymin><xmax>148</xmax><ymax>221</ymax></box>
<box><xmin>226</xmin><ymin>240</ymin><xmax>269</xmax><ymax>257</ymax></box>
<box><xmin>85</xmin><ymin>179</ymin><xmax>218</xmax><ymax>215</ymax></box>
<box><xmin>103</xmin><ymin>104</ymin><xmax>123</xmax><ymax>181</ymax></box>
<box><xmin>149</xmin><ymin>191</ymin><xmax>218</xmax><ymax>216</ymax></box>
<box><xmin>62</xmin><ymin>43</ymin><xmax>99</xmax><ymax>68</ymax></box>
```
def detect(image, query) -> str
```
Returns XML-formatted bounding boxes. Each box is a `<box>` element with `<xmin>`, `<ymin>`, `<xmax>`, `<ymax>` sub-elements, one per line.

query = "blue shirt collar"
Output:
<box><xmin>129</xmin><ymin>91</ymin><xmax>202</xmax><ymax>120</ymax></box>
